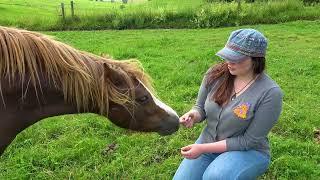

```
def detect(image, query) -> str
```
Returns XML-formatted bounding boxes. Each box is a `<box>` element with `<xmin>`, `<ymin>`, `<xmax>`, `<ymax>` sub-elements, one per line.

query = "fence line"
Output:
<box><xmin>1</xmin><ymin>0</ymin><xmax>140</xmax><ymax>22</ymax></box>
<box><xmin>0</xmin><ymin>2</ymin><xmax>57</xmax><ymax>9</ymax></box>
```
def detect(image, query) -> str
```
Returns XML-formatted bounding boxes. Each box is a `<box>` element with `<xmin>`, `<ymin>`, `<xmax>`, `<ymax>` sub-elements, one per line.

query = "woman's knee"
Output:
<box><xmin>174</xmin><ymin>153</ymin><xmax>214</xmax><ymax>180</ymax></box>
<box><xmin>173</xmin><ymin>159</ymin><xmax>193</xmax><ymax>180</ymax></box>
<box><xmin>202</xmin><ymin>152</ymin><xmax>270</xmax><ymax>180</ymax></box>
<box><xmin>202</xmin><ymin>164</ymin><xmax>233</xmax><ymax>180</ymax></box>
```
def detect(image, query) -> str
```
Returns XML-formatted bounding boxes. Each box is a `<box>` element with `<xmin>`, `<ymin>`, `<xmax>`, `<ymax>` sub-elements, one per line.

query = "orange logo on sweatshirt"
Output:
<box><xmin>233</xmin><ymin>102</ymin><xmax>250</xmax><ymax>119</ymax></box>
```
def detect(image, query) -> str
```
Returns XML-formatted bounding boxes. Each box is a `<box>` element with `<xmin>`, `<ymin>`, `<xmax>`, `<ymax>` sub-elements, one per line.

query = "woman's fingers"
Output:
<box><xmin>179</xmin><ymin>114</ymin><xmax>191</xmax><ymax>125</ymax></box>
<box><xmin>181</xmin><ymin>150</ymin><xmax>189</xmax><ymax>156</ymax></box>
<box><xmin>181</xmin><ymin>145</ymin><xmax>191</xmax><ymax>151</ymax></box>
<box><xmin>181</xmin><ymin>145</ymin><xmax>193</xmax><ymax>157</ymax></box>
<box><xmin>179</xmin><ymin>115</ymin><xmax>188</xmax><ymax>123</ymax></box>
<box><xmin>185</xmin><ymin>117</ymin><xmax>193</xmax><ymax>128</ymax></box>
<box><xmin>179</xmin><ymin>112</ymin><xmax>196</xmax><ymax>128</ymax></box>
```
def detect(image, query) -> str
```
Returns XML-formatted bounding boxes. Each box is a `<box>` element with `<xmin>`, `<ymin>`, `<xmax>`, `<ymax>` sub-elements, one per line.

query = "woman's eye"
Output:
<box><xmin>136</xmin><ymin>96</ymin><xmax>149</xmax><ymax>103</ymax></box>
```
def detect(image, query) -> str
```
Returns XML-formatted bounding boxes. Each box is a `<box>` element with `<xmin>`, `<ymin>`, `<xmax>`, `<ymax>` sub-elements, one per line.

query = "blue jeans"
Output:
<box><xmin>173</xmin><ymin>139</ymin><xmax>270</xmax><ymax>180</ymax></box>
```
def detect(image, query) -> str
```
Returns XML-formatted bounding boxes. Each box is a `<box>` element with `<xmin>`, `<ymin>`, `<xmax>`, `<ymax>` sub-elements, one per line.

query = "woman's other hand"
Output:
<box><xmin>180</xmin><ymin>144</ymin><xmax>203</xmax><ymax>159</ymax></box>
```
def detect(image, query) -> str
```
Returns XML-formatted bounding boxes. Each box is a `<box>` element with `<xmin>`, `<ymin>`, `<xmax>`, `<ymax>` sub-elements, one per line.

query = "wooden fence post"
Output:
<box><xmin>61</xmin><ymin>3</ymin><xmax>65</xmax><ymax>21</ymax></box>
<box><xmin>71</xmin><ymin>1</ymin><xmax>74</xmax><ymax>18</ymax></box>
<box><xmin>237</xmin><ymin>0</ymin><xmax>242</xmax><ymax>12</ymax></box>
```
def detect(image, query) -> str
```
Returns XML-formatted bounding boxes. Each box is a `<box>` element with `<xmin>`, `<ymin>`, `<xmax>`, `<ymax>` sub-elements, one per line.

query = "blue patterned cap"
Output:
<box><xmin>216</xmin><ymin>29</ymin><xmax>268</xmax><ymax>63</ymax></box>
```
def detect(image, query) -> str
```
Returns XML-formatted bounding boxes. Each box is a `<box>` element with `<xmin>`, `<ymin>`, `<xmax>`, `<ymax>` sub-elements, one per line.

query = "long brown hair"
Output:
<box><xmin>206</xmin><ymin>57</ymin><xmax>266</xmax><ymax>106</ymax></box>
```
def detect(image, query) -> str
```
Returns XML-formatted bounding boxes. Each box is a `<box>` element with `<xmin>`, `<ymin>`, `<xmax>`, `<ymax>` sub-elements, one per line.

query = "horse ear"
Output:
<box><xmin>103</xmin><ymin>63</ymin><xmax>122</xmax><ymax>86</ymax></box>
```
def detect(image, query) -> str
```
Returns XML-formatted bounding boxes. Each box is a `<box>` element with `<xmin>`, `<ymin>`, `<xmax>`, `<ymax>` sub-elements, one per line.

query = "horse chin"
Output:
<box><xmin>157</xmin><ymin>128</ymin><xmax>178</xmax><ymax>136</ymax></box>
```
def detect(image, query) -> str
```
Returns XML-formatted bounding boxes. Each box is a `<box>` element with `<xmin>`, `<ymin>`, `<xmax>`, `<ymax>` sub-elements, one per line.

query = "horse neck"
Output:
<box><xmin>1</xmin><ymin>54</ymin><xmax>107</xmax><ymax>123</ymax></box>
<box><xmin>0</xmin><ymin>73</ymin><xmax>84</xmax><ymax>134</ymax></box>
<box><xmin>0</xmin><ymin>74</ymin><xmax>83</xmax><ymax>155</ymax></box>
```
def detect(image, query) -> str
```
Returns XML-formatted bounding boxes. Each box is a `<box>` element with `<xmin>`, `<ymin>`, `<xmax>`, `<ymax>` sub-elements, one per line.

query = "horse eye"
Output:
<box><xmin>136</xmin><ymin>96</ymin><xmax>149</xmax><ymax>103</ymax></box>
<box><xmin>111</xmin><ymin>106</ymin><xmax>120</xmax><ymax>111</ymax></box>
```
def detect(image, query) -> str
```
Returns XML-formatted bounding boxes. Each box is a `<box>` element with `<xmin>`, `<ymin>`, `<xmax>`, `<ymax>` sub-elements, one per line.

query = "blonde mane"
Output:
<box><xmin>0</xmin><ymin>26</ymin><xmax>154</xmax><ymax>115</ymax></box>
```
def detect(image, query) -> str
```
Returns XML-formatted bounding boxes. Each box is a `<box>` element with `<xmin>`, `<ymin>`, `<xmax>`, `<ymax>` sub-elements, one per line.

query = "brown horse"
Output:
<box><xmin>0</xmin><ymin>26</ymin><xmax>179</xmax><ymax>155</ymax></box>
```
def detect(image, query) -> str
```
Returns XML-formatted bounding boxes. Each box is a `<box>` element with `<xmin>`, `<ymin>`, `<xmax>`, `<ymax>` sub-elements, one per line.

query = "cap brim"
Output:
<box><xmin>216</xmin><ymin>47</ymin><xmax>248</xmax><ymax>63</ymax></box>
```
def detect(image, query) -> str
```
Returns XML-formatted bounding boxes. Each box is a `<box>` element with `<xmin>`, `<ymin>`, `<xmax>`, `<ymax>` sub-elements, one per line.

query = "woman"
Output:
<box><xmin>173</xmin><ymin>29</ymin><xmax>283</xmax><ymax>180</ymax></box>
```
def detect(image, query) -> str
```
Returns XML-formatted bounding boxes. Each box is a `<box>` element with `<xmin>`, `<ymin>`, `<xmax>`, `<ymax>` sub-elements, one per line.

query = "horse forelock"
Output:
<box><xmin>0</xmin><ymin>26</ymin><xmax>154</xmax><ymax>115</ymax></box>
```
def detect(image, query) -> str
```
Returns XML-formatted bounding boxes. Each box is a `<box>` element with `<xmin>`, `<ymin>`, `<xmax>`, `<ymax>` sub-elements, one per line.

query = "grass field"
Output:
<box><xmin>1</xmin><ymin>0</ymin><xmax>320</xmax><ymax>30</ymax></box>
<box><xmin>0</xmin><ymin>20</ymin><xmax>320</xmax><ymax>179</ymax></box>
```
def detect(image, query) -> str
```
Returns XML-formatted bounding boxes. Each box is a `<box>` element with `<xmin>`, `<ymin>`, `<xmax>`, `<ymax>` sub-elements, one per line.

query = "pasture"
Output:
<box><xmin>0</xmin><ymin>20</ymin><xmax>319</xmax><ymax>179</ymax></box>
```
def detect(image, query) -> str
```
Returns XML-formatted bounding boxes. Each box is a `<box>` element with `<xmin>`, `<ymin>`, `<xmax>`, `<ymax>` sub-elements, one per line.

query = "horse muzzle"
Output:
<box><xmin>157</xmin><ymin>114</ymin><xmax>180</xmax><ymax>136</ymax></box>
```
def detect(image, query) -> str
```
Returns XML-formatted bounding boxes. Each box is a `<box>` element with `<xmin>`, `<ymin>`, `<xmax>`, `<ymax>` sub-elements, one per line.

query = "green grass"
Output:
<box><xmin>1</xmin><ymin>0</ymin><xmax>320</xmax><ymax>30</ymax></box>
<box><xmin>1</xmin><ymin>20</ymin><xmax>320</xmax><ymax>179</ymax></box>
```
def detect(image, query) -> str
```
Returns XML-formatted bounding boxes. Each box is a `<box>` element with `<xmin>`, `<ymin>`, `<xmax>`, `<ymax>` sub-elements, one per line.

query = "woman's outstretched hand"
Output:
<box><xmin>180</xmin><ymin>144</ymin><xmax>203</xmax><ymax>159</ymax></box>
<box><xmin>179</xmin><ymin>110</ymin><xmax>199</xmax><ymax>128</ymax></box>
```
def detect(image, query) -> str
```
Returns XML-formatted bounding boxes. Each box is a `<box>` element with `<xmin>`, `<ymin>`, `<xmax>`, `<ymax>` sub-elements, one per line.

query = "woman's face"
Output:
<box><xmin>226</xmin><ymin>57</ymin><xmax>253</xmax><ymax>76</ymax></box>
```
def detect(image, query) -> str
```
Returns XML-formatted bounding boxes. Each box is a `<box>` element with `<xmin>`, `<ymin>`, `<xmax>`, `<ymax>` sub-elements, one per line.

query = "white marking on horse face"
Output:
<box><xmin>138</xmin><ymin>80</ymin><xmax>178</xmax><ymax>117</ymax></box>
<box><xmin>153</xmin><ymin>97</ymin><xmax>178</xmax><ymax>117</ymax></box>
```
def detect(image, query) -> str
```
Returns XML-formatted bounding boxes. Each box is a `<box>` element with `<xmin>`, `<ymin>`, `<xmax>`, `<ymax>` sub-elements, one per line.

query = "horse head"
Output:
<box><xmin>101</xmin><ymin>62</ymin><xmax>179</xmax><ymax>136</ymax></box>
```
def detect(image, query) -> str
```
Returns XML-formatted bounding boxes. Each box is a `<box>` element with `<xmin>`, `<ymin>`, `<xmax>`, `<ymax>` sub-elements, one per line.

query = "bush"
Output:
<box><xmin>303</xmin><ymin>0</ymin><xmax>320</xmax><ymax>5</ymax></box>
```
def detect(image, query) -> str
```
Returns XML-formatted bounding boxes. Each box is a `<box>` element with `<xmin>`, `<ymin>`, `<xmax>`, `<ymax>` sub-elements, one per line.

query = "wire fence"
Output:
<box><xmin>0</xmin><ymin>0</ymin><xmax>129</xmax><ymax>8</ymax></box>
<box><xmin>0</xmin><ymin>0</ymin><xmax>131</xmax><ymax>20</ymax></box>
<box><xmin>0</xmin><ymin>2</ymin><xmax>63</xmax><ymax>18</ymax></box>
<box><xmin>0</xmin><ymin>2</ymin><xmax>58</xmax><ymax>9</ymax></box>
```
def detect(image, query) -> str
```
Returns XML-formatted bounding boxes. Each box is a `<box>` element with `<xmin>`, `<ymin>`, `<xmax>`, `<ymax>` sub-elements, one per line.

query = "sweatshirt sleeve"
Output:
<box><xmin>192</xmin><ymin>74</ymin><xmax>209</xmax><ymax>122</ymax></box>
<box><xmin>226</xmin><ymin>87</ymin><xmax>283</xmax><ymax>151</ymax></box>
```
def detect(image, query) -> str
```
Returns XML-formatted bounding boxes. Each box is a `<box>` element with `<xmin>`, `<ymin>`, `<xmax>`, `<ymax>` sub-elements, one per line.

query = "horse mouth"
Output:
<box><xmin>157</xmin><ymin>117</ymin><xmax>180</xmax><ymax>136</ymax></box>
